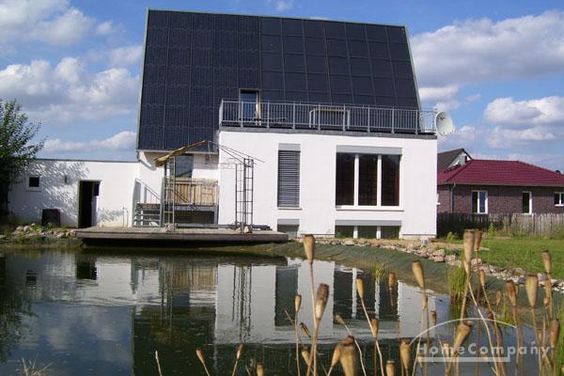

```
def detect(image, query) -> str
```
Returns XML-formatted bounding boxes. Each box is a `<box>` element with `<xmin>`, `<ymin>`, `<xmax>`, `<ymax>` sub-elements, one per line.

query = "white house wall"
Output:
<box><xmin>218</xmin><ymin>130</ymin><xmax>437</xmax><ymax>238</ymax></box>
<box><xmin>9</xmin><ymin>159</ymin><xmax>138</xmax><ymax>227</ymax></box>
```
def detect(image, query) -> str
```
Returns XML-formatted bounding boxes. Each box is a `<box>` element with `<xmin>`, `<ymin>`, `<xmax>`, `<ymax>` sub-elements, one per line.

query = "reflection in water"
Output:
<box><xmin>0</xmin><ymin>249</ymin><xmax>535</xmax><ymax>375</ymax></box>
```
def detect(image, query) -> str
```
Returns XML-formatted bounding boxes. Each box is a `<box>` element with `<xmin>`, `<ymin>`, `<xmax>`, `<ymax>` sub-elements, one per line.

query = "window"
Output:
<box><xmin>277</xmin><ymin>150</ymin><xmax>300</xmax><ymax>207</ymax></box>
<box><xmin>335</xmin><ymin>152</ymin><xmax>400</xmax><ymax>207</ymax></box>
<box><xmin>522</xmin><ymin>191</ymin><xmax>532</xmax><ymax>214</ymax></box>
<box><xmin>28</xmin><ymin>176</ymin><xmax>40</xmax><ymax>189</ymax></box>
<box><xmin>472</xmin><ymin>191</ymin><xmax>488</xmax><ymax>214</ymax></box>
<box><xmin>175</xmin><ymin>155</ymin><xmax>193</xmax><ymax>178</ymax></box>
<box><xmin>555</xmin><ymin>192</ymin><xmax>564</xmax><ymax>207</ymax></box>
<box><xmin>240</xmin><ymin>90</ymin><xmax>260</xmax><ymax>121</ymax></box>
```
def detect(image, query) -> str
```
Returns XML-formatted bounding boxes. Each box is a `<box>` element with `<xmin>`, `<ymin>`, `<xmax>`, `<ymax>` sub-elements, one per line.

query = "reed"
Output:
<box><xmin>385</xmin><ymin>360</ymin><xmax>395</xmax><ymax>376</ymax></box>
<box><xmin>327</xmin><ymin>344</ymin><xmax>342</xmax><ymax>376</ymax></box>
<box><xmin>308</xmin><ymin>283</ymin><xmax>330</xmax><ymax>375</ymax></box>
<box><xmin>155</xmin><ymin>351</ymin><xmax>163</xmax><ymax>376</ymax></box>
<box><xmin>196</xmin><ymin>348</ymin><xmax>211</xmax><ymax>376</ymax></box>
<box><xmin>335</xmin><ymin>313</ymin><xmax>369</xmax><ymax>376</ymax></box>
<box><xmin>399</xmin><ymin>339</ymin><xmax>411</xmax><ymax>375</ymax></box>
<box><xmin>231</xmin><ymin>344</ymin><xmax>245</xmax><ymax>376</ymax></box>
<box><xmin>303</xmin><ymin>234</ymin><xmax>317</xmax><ymax>376</ymax></box>
<box><xmin>295</xmin><ymin>294</ymin><xmax>302</xmax><ymax>376</ymax></box>
<box><xmin>339</xmin><ymin>336</ymin><xmax>358</xmax><ymax>376</ymax></box>
<box><xmin>356</xmin><ymin>277</ymin><xmax>379</xmax><ymax>376</ymax></box>
<box><xmin>256</xmin><ymin>363</ymin><xmax>265</xmax><ymax>376</ymax></box>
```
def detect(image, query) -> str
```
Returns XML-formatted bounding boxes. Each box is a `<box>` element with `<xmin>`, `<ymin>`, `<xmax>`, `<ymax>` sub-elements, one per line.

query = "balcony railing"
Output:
<box><xmin>219</xmin><ymin>99</ymin><xmax>436</xmax><ymax>135</ymax></box>
<box><xmin>163</xmin><ymin>178</ymin><xmax>218</xmax><ymax>207</ymax></box>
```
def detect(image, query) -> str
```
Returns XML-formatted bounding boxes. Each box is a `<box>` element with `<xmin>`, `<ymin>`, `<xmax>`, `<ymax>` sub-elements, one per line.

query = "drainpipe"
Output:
<box><xmin>451</xmin><ymin>183</ymin><xmax>456</xmax><ymax>213</ymax></box>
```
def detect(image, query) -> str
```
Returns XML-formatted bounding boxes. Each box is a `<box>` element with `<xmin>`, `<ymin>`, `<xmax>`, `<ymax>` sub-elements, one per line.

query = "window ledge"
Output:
<box><xmin>555</xmin><ymin>204</ymin><xmax>564</xmax><ymax>207</ymax></box>
<box><xmin>26</xmin><ymin>188</ymin><xmax>41</xmax><ymax>192</ymax></box>
<box><xmin>336</xmin><ymin>205</ymin><xmax>403</xmax><ymax>212</ymax></box>
<box><xmin>278</xmin><ymin>207</ymin><xmax>302</xmax><ymax>210</ymax></box>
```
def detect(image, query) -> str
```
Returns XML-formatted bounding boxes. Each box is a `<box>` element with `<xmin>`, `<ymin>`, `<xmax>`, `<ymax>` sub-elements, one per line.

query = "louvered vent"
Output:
<box><xmin>277</xmin><ymin>150</ymin><xmax>300</xmax><ymax>207</ymax></box>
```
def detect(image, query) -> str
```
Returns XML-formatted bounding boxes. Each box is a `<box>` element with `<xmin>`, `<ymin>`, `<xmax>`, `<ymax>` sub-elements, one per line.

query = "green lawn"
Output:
<box><xmin>478</xmin><ymin>237</ymin><xmax>564</xmax><ymax>279</ymax></box>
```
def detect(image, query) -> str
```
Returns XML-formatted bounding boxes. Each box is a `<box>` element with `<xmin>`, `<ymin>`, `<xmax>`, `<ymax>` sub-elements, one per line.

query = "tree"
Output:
<box><xmin>0</xmin><ymin>99</ymin><xmax>43</xmax><ymax>215</ymax></box>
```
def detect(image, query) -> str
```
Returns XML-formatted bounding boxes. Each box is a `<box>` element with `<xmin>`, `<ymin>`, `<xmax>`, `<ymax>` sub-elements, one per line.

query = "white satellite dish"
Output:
<box><xmin>434</xmin><ymin>111</ymin><xmax>455</xmax><ymax>136</ymax></box>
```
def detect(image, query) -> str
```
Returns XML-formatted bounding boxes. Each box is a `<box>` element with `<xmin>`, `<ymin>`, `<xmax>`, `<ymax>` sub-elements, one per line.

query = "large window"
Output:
<box><xmin>522</xmin><ymin>191</ymin><xmax>532</xmax><ymax>214</ymax></box>
<box><xmin>278</xmin><ymin>150</ymin><xmax>300</xmax><ymax>207</ymax></box>
<box><xmin>472</xmin><ymin>191</ymin><xmax>488</xmax><ymax>214</ymax></box>
<box><xmin>175</xmin><ymin>155</ymin><xmax>193</xmax><ymax>178</ymax></box>
<box><xmin>335</xmin><ymin>152</ymin><xmax>400</xmax><ymax>207</ymax></box>
<box><xmin>555</xmin><ymin>192</ymin><xmax>564</xmax><ymax>207</ymax></box>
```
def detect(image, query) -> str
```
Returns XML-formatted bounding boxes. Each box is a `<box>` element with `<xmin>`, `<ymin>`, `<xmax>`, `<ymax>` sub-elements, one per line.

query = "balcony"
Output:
<box><xmin>219</xmin><ymin>100</ymin><xmax>437</xmax><ymax>135</ymax></box>
<box><xmin>163</xmin><ymin>177</ymin><xmax>218</xmax><ymax>207</ymax></box>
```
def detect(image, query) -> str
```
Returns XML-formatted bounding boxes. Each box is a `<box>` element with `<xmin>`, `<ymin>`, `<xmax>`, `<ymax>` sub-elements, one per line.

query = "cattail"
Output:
<box><xmin>331</xmin><ymin>344</ymin><xmax>342</xmax><ymax>367</ymax></box>
<box><xmin>462</xmin><ymin>229</ymin><xmax>475</xmax><ymax>273</ymax></box>
<box><xmin>370</xmin><ymin>318</ymin><xmax>379</xmax><ymax>339</ymax></box>
<box><xmin>411</xmin><ymin>260</ymin><xmax>425</xmax><ymax>290</ymax></box>
<box><xmin>474</xmin><ymin>230</ymin><xmax>482</xmax><ymax>253</ymax></box>
<box><xmin>388</xmin><ymin>272</ymin><xmax>397</xmax><ymax>288</ymax></box>
<box><xmin>303</xmin><ymin>234</ymin><xmax>315</xmax><ymax>264</ymax></box>
<box><xmin>505</xmin><ymin>280</ymin><xmax>517</xmax><ymax>307</ymax></box>
<box><xmin>355</xmin><ymin>277</ymin><xmax>365</xmax><ymax>299</ymax></box>
<box><xmin>399</xmin><ymin>339</ymin><xmax>411</xmax><ymax>373</ymax></box>
<box><xmin>386</xmin><ymin>360</ymin><xmax>396</xmax><ymax>376</ymax></box>
<box><xmin>495</xmin><ymin>289</ymin><xmax>502</xmax><ymax>306</ymax></box>
<box><xmin>295</xmin><ymin>294</ymin><xmax>302</xmax><ymax>313</ymax></box>
<box><xmin>525</xmin><ymin>274</ymin><xmax>538</xmax><ymax>308</ymax></box>
<box><xmin>256</xmin><ymin>363</ymin><xmax>265</xmax><ymax>376</ymax></box>
<box><xmin>478</xmin><ymin>269</ymin><xmax>486</xmax><ymax>288</ymax></box>
<box><xmin>453</xmin><ymin>321</ymin><xmax>473</xmax><ymax>351</ymax></box>
<box><xmin>196</xmin><ymin>348</ymin><xmax>211</xmax><ymax>376</ymax></box>
<box><xmin>236</xmin><ymin>343</ymin><xmax>244</xmax><ymax>360</ymax></box>
<box><xmin>544</xmin><ymin>279</ymin><xmax>552</xmax><ymax>302</ymax></box>
<box><xmin>549</xmin><ymin>319</ymin><xmax>560</xmax><ymax>349</ymax></box>
<box><xmin>441</xmin><ymin>343</ymin><xmax>451</xmax><ymax>358</ymax></box>
<box><xmin>315</xmin><ymin>283</ymin><xmax>329</xmax><ymax>321</ymax></box>
<box><xmin>541</xmin><ymin>251</ymin><xmax>552</xmax><ymax>275</ymax></box>
<box><xmin>339</xmin><ymin>336</ymin><xmax>357</xmax><ymax>376</ymax></box>
<box><xmin>301</xmin><ymin>347</ymin><xmax>311</xmax><ymax>366</ymax></box>
<box><xmin>300</xmin><ymin>322</ymin><xmax>311</xmax><ymax>338</ymax></box>
<box><xmin>431</xmin><ymin>310</ymin><xmax>437</xmax><ymax>326</ymax></box>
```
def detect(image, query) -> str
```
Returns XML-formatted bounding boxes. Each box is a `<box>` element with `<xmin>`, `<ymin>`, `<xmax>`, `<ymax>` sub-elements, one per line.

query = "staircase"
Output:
<box><xmin>133</xmin><ymin>203</ymin><xmax>161</xmax><ymax>227</ymax></box>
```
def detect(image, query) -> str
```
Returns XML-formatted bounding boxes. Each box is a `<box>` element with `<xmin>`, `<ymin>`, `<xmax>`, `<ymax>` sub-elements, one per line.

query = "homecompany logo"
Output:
<box><xmin>410</xmin><ymin>317</ymin><xmax>545</xmax><ymax>363</ymax></box>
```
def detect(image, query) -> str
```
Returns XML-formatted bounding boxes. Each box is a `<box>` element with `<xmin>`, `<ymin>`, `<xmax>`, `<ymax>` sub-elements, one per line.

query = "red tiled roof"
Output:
<box><xmin>438</xmin><ymin>159</ymin><xmax>564</xmax><ymax>187</ymax></box>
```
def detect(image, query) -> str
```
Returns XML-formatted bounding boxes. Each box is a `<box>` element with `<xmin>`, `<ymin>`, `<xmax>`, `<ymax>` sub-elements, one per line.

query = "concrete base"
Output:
<box><xmin>76</xmin><ymin>226</ymin><xmax>288</xmax><ymax>247</ymax></box>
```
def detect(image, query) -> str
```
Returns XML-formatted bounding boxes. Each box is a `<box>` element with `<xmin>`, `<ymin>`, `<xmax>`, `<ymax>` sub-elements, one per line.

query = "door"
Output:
<box><xmin>78</xmin><ymin>181</ymin><xmax>100</xmax><ymax>228</ymax></box>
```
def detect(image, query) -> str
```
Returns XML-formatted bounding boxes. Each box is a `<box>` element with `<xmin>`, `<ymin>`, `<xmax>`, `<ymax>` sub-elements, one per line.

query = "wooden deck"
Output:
<box><xmin>76</xmin><ymin>226</ymin><xmax>288</xmax><ymax>247</ymax></box>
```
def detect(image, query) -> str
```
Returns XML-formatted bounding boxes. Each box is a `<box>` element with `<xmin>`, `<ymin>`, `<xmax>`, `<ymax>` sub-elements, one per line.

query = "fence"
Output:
<box><xmin>437</xmin><ymin>213</ymin><xmax>564</xmax><ymax>237</ymax></box>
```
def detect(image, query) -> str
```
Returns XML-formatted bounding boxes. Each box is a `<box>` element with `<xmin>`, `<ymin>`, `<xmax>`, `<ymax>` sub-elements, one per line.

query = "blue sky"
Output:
<box><xmin>0</xmin><ymin>0</ymin><xmax>563</xmax><ymax>169</ymax></box>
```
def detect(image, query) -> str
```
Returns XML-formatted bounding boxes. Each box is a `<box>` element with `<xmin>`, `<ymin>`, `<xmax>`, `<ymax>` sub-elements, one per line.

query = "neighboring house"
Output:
<box><xmin>437</xmin><ymin>159</ymin><xmax>564</xmax><ymax>214</ymax></box>
<box><xmin>437</xmin><ymin>148</ymin><xmax>472</xmax><ymax>171</ymax></box>
<box><xmin>9</xmin><ymin>10</ymin><xmax>441</xmax><ymax>239</ymax></box>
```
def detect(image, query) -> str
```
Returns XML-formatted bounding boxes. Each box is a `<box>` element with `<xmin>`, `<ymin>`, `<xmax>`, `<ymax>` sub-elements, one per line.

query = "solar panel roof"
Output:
<box><xmin>137</xmin><ymin>10</ymin><xmax>420</xmax><ymax>151</ymax></box>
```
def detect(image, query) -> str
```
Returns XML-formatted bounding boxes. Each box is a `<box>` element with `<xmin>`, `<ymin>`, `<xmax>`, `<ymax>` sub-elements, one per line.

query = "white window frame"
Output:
<box><xmin>555</xmin><ymin>192</ymin><xmax>564</xmax><ymax>207</ymax></box>
<box><xmin>522</xmin><ymin>191</ymin><xmax>532</xmax><ymax>214</ymax></box>
<box><xmin>472</xmin><ymin>190</ymin><xmax>488</xmax><ymax>214</ymax></box>
<box><xmin>26</xmin><ymin>175</ymin><xmax>41</xmax><ymax>192</ymax></box>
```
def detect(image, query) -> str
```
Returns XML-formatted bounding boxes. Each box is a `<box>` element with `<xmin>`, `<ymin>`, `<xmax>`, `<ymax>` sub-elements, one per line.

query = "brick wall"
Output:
<box><xmin>437</xmin><ymin>186</ymin><xmax>451</xmax><ymax>213</ymax></box>
<box><xmin>444</xmin><ymin>185</ymin><xmax>564</xmax><ymax>214</ymax></box>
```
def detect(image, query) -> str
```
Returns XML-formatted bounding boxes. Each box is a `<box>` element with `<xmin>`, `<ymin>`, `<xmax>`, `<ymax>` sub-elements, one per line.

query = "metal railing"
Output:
<box><xmin>219</xmin><ymin>99</ymin><xmax>436</xmax><ymax>134</ymax></box>
<box><xmin>162</xmin><ymin>177</ymin><xmax>218</xmax><ymax>206</ymax></box>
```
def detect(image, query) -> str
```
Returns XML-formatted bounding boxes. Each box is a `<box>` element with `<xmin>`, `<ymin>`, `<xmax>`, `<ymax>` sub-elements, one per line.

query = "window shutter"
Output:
<box><xmin>278</xmin><ymin>150</ymin><xmax>300</xmax><ymax>207</ymax></box>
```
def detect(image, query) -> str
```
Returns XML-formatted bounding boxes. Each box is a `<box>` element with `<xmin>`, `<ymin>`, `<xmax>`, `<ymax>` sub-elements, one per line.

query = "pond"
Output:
<box><xmin>0</xmin><ymin>248</ymin><xmax>542</xmax><ymax>375</ymax></box>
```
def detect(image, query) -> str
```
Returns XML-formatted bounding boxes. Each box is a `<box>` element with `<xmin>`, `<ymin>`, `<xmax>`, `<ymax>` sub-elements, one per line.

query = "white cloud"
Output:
<box><xmin>418</xmin><ymin>85</ymin><xmax>459</xmax><ymax>103</ymax></box>
<box><xmin>268</xmin><ymin>0</ymin><xmax>294</xmax><ymax>12</ymax></box>
<box><xmin>438</xmin><ymin>124</ymin><xmax>477</xmax><ymax>147</ymax></box>
<box><xmin>0</xmin><ymin>0</ymin><xmax>112</xmax><ymax>46</ymax></box>
<box><xmin>44</xmin><ymin>131</ymin><xmax>136</xmax><ymax>153</ymax></box>
<box><xmin>484</xmin><ymin>96</ymin><xmax>564</xmax><ymax>126</ymax></box>
<box><xmin>412</xmin><ymin>11</ymin><xmax>564</xmax><ymax>104</ymax></box>
<box><xmin>0</xmin><ymin>57</ymin><xmax>139</xmax><ymax>123</ymax></box>
<box><xmin>109</xmin><ymin>45</ymin><xmax>143</xmax><ymax>67</ymax></box>
<box><xmin>488</xmin><ymin>126</ymin><xmax>556</xmax><ymax>148</ymax></box>
<box><xmin>96</xmin><ymin>21</ymin><xmax>115</xmax><ymax>35</ymax></box>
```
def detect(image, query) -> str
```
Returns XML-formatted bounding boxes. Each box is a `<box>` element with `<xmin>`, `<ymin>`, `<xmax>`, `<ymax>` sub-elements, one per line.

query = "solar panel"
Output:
<box><xmin>137</xmin><ymin>10</ymin><xmax>420</xmax><ymax>151</ymax></box>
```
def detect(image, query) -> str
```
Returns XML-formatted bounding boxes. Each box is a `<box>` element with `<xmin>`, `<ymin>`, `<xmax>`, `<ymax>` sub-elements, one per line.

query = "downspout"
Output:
<box><xmin>451</xmin><ymin>183</ymin><xmax>456</xmax><ymax>213</ymax></box>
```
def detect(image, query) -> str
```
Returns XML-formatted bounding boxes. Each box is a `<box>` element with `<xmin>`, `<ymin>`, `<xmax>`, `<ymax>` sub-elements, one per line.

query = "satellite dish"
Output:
<box><xmin>435</xmin><ymin>111</ymin><xmax>455</xmax><ymax>136</ymax></box>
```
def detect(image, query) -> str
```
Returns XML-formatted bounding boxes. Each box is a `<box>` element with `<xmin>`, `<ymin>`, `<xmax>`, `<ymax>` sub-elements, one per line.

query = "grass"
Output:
<box><xmin>478</xmin><ymin>237</ymin><xmax>564</xmax><ymax>279</ymax></box>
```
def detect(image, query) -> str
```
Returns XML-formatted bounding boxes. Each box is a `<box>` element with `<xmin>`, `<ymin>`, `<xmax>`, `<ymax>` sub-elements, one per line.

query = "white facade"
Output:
<box><xmin>218</xmin><ymin>129</ymin><xmax>437</xmax><ymax>239</ymax></box>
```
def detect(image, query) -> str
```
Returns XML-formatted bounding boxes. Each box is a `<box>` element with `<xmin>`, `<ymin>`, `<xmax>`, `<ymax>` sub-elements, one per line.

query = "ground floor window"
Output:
<box><xmin>27</xmin><ymin>176</ymin><xmax>40</xmax><ymax>189</ymax></box>
<box><xmin>555</xmin><ymin>192</ymin><xmax>564</xmax><ymax>206</ymax></box>
<box><xmin>472</xmin><ymin>190</ymin><xmax>488</xmax><ymax>214</ymax></box>
<box><xmin>522</xmin><ymin>191</ymin><xmax>532</xmax><ymax>214</ymax></box>
<box><xmin>335</xmin><ymin>152</ymin><xmax>400</xmax><ymax>207</ymax></box>
<box><xmin>277</xmin><ymin>224</ymin><xmax>299</xmax><ymax>239</ymax></box>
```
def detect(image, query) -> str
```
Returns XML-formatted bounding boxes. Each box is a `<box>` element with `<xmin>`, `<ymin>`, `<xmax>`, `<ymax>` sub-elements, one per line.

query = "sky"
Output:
<box><xmin>0</xmin><ymin>0</ymin><xmax>563</xmax><ymax>169</ymax></box>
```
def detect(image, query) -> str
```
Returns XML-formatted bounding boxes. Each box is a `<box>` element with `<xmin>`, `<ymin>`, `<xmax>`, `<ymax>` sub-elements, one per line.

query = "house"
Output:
<box><xmin>437</xmin><ymin>148</ymin><xmax>472</xmax><ymax>171</ymax></box>
<box><xmin>437</xmin><ymin>159</ymin><xmax>564</xmax><ymax>214</ymax></box>
<box><xmin>9</xmin><ymin>10</ymin><xmax>441</xmax><ymax>239</ymax></box>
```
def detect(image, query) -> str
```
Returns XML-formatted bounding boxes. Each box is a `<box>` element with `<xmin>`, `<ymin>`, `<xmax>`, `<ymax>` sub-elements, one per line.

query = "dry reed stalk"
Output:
<box><xmin>505</xmin><ymin>281</ymin><xmax>517</xmax><ymax>307</ymax></box>
<box><xmin>327</xmin><ymin>344</ymin><xmax>342</xmax><ymax>376</ymax></box>
<box><xmin>256</xmin><ymin>363</ymin><xmax>265</xmax><ymax>376</ymax></box>
<box><xmin>335</xmin><ymin>314</ymin><xmax>369</xmax><ymax>376</ymax></box>
<box><xmin>385</xmin><ymin>360</ymin><xmax>395</xmax><ymax>376</ymax></box>
<box><xmin>542</xmin><ymin>251</ymin><xmax>552</xmax><ymax>275</ymax></box>
<box><xmin>370</xmin><ymin>317</ymin><xmax>384</xmax><ymax>376</ymax></box>
<box><xmin>474</xmin><ymin>230</ymin><xmax>482</xmax><ymax>253</ymax></box>
<box><xmin>388</xmin><ymin>272</ymin><xmax>397</xmax><ymax>289</ymax></box>
<box><xmin>339</xmin><ymin>336</ymin><xmax>358</xmax><ymax>376</ymax></box>
<box><xmin>431</xmin><ymin>310</ymin><xmax>437</xmax><ymax>327</ymax></box>
<box><xmin>462</xmin><ymin>229</ymin><xmax>475</xmax><ymax>275</ymax></box>
<box><xmin>231</xmin><ymin>344</ymin><xmax>245</xmax><ymax>376</ymax></box>
<box><xmin>155</xmin><ymin>351</ymin><xmax>163</xmax><ymax>376</ymax></box>
<box><xmin>196</xmin><ymin>349</ymin><xmax>212</xmax><ymax>376</ymax></box>
<box><xmin>525</xmin><ymin>275</ymin><xmax>538</xmax><ymax>309</ymax></box>
<box><xmin>301</xmin><ymin>347</ymin><xmax>311</xmax><ymax>367</ymax></box>
<box><xmin>355</xmin><ymin>277</ymin><xmax>379</xmax><ymax>376</ymax></box>
<box><xmin>411</xmin><ymin>261</ymin><xmax>425</xmax><ymax>290</ymax></box>
<box><xmin>549</xmin><ymin>319</ymin><xmax>560</xmax><ymax>349</ymax></box>
<box><xmin>399</xmin><ymin>339</ymin><xmax>411</xmax><ymax>375</ymax></box>
<box><xmin>300</xmin><ymin>323</ymin><xmax>312</xmax><ymax>338</ymax></box>
<box><xmin>308</xmin><ymin>283</ymin><xmax>330</xmax><ymax>376</ymax></box>
<box><xmin>303</xmin><ymin>234</ymin><xmax>317</xmax><ymax>376</ymax></box>
<box><xmin>303</xmin><ymin>235</ymin><xmax>315</xmax><ymax>264</ymax></box>
<box><xmin>411</xmin><ymin>260</ymin><xmax>430</xmax><ymax>376</ymax></box>
<box><xmin>295</xmin><ymin>294</ymin><xmax>302</xmax><ymax>376</ymax></box>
